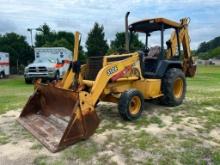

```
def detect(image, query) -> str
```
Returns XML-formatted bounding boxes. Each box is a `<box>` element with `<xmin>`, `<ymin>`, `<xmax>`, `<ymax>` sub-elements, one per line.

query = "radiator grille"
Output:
<box><xmin>28</xmin><ymin>67</ymin><xmax>47</xmax><ymax>72</ymax></box>
<box><xmin>85</xmin><ymin>56</ymin><xmax>103</xmax><ymax>80</ymax></box>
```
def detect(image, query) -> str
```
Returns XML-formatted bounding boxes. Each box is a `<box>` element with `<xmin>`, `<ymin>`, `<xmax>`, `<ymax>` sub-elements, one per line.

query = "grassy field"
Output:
<box><xmin>0</xmin><ymin>66</ymin><xmax>220</xmax><ymax>164</ymax></box>
<box><xmin>0</xmin><ymin>75</ymin><xmax>33</xmax><ymax>114</ymax></box>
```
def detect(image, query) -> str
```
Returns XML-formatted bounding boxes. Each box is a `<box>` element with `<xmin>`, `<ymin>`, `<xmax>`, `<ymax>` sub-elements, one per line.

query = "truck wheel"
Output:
<box><xmin>160</xmin><ymin>68</ymin><xmax>186</xmax><ymax>106</ymax></box>
<box><xmin>54</xmin><ymin>71</ymin><xmax>60</xmax><ymax>80</ymax></box>
<box><xmin>0</xmin><ymin>71</ymin><xmax>5</xmax><ymax>79</ymax></box>
<box><xmin>118</xmin><ymin>89</ymin><xmax>144</xmax><ymax>121</ymax></box>
<box><xmin>2</xmin><ymin>72</ymin><xmax>5</xmax><ymax>78</ymax></box>
<box><xmin>25</xmin><ymin>78</ymin><xmax>32</xmax><ymax>84</ymax></box>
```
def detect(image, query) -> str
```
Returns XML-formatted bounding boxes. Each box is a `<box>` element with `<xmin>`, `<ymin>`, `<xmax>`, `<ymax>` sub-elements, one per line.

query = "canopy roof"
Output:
<box><xmin>129</xmin><ymin>18</ymin><xmax>181</xmax><ymax>33</ymax></box>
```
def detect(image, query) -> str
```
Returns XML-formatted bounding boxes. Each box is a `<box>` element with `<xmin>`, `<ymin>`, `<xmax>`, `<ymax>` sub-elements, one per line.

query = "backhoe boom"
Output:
<box><xmin>166</xmin><ymin>18</ymin><xmax>196</xmax><ymax>77</ymax></box>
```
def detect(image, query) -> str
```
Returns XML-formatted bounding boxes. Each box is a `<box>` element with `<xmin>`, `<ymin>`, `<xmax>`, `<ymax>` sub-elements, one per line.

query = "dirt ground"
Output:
<box><xmin>0</xmin><ymin>101</ymin><xmax>220</xmax><ymax>165</ymax></box>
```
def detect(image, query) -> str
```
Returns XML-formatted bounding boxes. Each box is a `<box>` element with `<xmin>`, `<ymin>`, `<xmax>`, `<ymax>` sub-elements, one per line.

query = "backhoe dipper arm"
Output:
<box><xmin>166</xmin><ymin>18</ymin><xmax>196</xmax><ymax>77</ymax></box>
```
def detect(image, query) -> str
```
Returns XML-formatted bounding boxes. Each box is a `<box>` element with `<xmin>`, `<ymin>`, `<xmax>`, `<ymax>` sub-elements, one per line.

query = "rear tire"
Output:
<box><xmin>118</xmin><ymin>89</ymin><xmax>144</xmax><ymax>121</ymax></box>
<box><xmin>160</xmin><ymin>68</ymin><xmax>186</xmax><ymax>106</ymax></box>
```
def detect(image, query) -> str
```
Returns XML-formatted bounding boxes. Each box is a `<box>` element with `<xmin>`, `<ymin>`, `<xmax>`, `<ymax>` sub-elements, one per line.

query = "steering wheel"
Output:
<box><xmin>143</xmin><ymin>47</ymin><xmax>150</xmax><ymax>55</ymax></box>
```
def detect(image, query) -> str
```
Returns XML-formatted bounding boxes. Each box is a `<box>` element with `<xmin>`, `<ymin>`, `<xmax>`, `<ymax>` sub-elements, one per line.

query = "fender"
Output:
<box><xmin>156</xmin><ymin>60</ymin><xmax>182</xmax><ymax>77</ymax></box>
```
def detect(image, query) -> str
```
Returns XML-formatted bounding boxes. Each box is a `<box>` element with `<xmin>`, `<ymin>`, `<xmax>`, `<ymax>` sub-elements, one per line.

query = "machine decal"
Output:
<box><xmin>107</xmin><ymin>66</ymin><xmax>118</xmax><ymax>76</ymax></box>
<box><xmin>111</xmin><ymin>66</ymin><xmax>132</xmax><ymax>81</ymax></box>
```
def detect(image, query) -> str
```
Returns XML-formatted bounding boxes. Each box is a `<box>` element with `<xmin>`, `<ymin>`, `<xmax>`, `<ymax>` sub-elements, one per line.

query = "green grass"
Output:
<box><xmin>30</xmin><ymin>143</ymin><xmax>43</xmax><ymax>150</ymax></box>
<box><xmin>33</xmin><ymin>155</ymin><xmax>49</xmax><ymax>165</ymax></box>
<box><xmin>134</xmin><ymin>131</ymin><xmax>159</xmax><ymax>150</ymax></box>
<box><xmin>185</xmin><ymin>66</ymin><xmax>220</xmax><ymax>129</ymax></box>
<box><xmin>149</xmin><ymin>115</ymin><xmax>164</xmax><ymax>127</ymax></box>
<box><xmin>0</xmin><ymin>131</ymin><xmax>9</xmax><ymax>144</ymax></box>
<box><xmin>0</xmin><ymin>66</ymin><xmax>220</xmax><ymax>164</ymax></box>
<box><xmin>0</xmin><ymin>75</ymin><xmax>33</xmax><ymax>114</ymax></box>
<box><xmin>62</xmin><ymin>141</ymin><xmax>98</xmax><ymax>161</ymax></box>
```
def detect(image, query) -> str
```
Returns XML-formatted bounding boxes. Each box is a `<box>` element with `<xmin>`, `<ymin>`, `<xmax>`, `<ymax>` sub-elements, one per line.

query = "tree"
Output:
<box><xmin>197</xmin><ymin>42</ymin><xmax>209</xmax><ymax>53</ymax></box>
<box><xmin>208</xmin><ymin>46</ymin><xmax>220</xmax><ymax>59</ymax></box>
<box><xmin>86</xmin><ymin>22</ymin><xmax>108</xmax><ymax>57</ymax></box>
<box><xmin>0</xmin><ymin>33</ymin><xmax>33</xmax><ymax>73</ymax></box>
<box><xmin>35</xmin><ymin>24</ymin><xmax>85</xmax><ymax>63</ymax></box>
<box><xmin>197</xmin><ymin>36</ymin><xmax>220</xmax><ymax>53</ymax></box>
<box><xmin>35</xmin><ymin>23</ymin><xmax>56</xmax><ymax>47</ymax></box>
<box><xmin>110</xmin><ymin>32</ymin><xmax>144</xmax><ymax>53</ymax></box>
<box><xmin>44</xmin><ymin>38</ymin><xmax>72</xmax><ymax>50</ymax></box>
<box><xmin>57</xmin><ymin>31</ymin><xmax>74</xmax><ymax>45</ymax></box>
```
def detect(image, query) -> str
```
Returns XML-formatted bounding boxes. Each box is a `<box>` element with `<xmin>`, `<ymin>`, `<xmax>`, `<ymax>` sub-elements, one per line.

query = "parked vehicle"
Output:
<box><xmin>0</xmin><ymin>52</ymin><xmax>10</xmax><ymax>78</ymax></box>
<box><xmin>24</xmin><ymin>47</ymin><xmax>72</xmax><ymax>84</ymax></box>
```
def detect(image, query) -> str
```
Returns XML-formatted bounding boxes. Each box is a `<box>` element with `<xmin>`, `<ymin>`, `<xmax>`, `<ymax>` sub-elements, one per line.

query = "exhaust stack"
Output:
<box><xmin>125</xmin><ymin>11</ymin><xmax>130</xmax><ymax>52</ymax></box>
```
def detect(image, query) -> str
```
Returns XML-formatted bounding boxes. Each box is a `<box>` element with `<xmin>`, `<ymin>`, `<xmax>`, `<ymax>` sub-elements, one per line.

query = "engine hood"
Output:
<box><xmin>27</xmin><ymin>62</ymin><xmax>55</xmax><ymax>68</ymax></box>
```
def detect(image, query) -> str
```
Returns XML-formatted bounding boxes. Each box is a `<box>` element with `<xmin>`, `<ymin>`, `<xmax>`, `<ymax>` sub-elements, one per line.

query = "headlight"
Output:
<box><xmin>47</xmin><ymin>67</ymin><xmax>55</xmax><ymax>72</ymax></box>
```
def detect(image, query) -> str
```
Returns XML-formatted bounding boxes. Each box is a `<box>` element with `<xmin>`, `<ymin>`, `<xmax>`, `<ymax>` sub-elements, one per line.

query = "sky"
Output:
<box><xmin>0</xmin><ymin>0</ymin><xmax>220</xmax><ymax>50</ymax></box>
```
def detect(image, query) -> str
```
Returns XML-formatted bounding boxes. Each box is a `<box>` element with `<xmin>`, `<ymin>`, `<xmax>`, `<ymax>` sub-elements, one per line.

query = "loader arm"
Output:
<box><xmin>165</xmin><ymin>18</ymin><xmax>196</xmax><ymax>77</ymax></box>
<box><xmin>60</xmin><ymin>31</ymin><xmax>80</xmax><ymax>89</ymax></box>
<box><xmin>83</xmin><ymin>53</ymin><xmax>139</xmax><ymax>106</ymax></box>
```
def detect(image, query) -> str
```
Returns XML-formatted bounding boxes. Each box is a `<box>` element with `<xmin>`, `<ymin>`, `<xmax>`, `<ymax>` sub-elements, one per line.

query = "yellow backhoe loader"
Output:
<box><xmin>17</xmin><ymin>12</ymin><xmax>196</xmax><ymax>152</ymax></box>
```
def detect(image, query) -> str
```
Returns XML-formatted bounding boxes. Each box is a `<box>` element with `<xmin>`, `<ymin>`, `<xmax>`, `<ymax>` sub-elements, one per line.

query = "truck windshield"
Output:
<box><xmin>34</xmin><ymin>58</ymin><xmax>56</xmax><ymax>63</ymax></box>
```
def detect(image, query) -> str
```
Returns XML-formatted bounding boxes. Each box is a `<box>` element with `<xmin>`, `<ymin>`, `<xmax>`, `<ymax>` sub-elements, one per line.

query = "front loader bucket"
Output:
<box><xmin>17</xmin><ymin>84</ymin><xmax>100</xmax><ymax>152</ymax></box>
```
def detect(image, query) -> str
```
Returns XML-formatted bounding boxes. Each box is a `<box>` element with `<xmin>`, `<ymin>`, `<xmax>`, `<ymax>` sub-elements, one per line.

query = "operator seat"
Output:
<box><xmin>144</xmin><ymin>46</ymin><xmax>161</xmax><ymax>73</ymax></box>
<box><xmin>147</xmin><ymin>46</ymin><xmax>161</xmax><ymax>58</ymax></box>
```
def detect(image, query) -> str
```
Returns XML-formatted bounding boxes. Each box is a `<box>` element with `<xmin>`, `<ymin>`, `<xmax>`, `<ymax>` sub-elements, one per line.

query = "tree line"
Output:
<box><xmin>1</xmin><ymin>20</ymin><xmax>220</xmax><ymax>73</ymax></box>
<box><xmin>0</xmin><ymin>22</ymin><xmax>144</xmax><ymax>74</ymax></box>
<box><xmin>197</xmin><ymin>36</ymin><xmax>220</xmax><ymax>60</ymax></box>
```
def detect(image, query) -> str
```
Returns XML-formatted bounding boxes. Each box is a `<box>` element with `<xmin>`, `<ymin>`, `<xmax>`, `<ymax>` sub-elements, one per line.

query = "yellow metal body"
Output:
<box><xmin>53</xmin><ymin>30</ymin><xmax>163</xmax><ymax>113</ymax></box>
<box><xmin>59</xmin><ymin>31</ymin><xmax>80</xmax><ymax>89</ymax></box>
<box><xmin>165</xmin><ymin>18</ymin><xmax>196</xmax><ymax>77</ymax></box>
<box><xmin>75</xmin><ymin>53</ymin><xmax>163</xmax><ymax>106</ymax></box>
<box><xmin>56</xmin><ymin>18</ymin><xmax>195</xmax><ymax>106</ymax></box>
<box><xmin>18</xmin><ymin>17</ymin><xmax>195</xmax><ymax>152</ymax></box>
<box><xmin>57</xmin><ymin>18</ymin><xmax>194</xmax><ymax>106</ymax></box>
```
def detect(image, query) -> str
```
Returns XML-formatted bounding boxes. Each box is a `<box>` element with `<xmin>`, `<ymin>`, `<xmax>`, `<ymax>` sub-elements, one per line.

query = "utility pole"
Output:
<box><xmin>27</xmin><ymin>28</ymin><xmax>41</xmax><ymax>47</ymax></box>
<box><xmin>27</xmin><ymin>28</ymin><xmax>34</xmax><ymax>47</ymax></box>
<box><xmin>24</xmin><ymin>28</ymin><xmax>41</xmax><ymax>74</ymax></box>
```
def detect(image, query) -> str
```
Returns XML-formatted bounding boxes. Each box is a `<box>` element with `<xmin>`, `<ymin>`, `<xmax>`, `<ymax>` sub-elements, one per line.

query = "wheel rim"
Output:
<box><xmin>173</xmin><ymin>77</ymin><xmax>183</xmax><ymax>99</ymax></box>
<box><xmin>129</xmin><ymin>96</ymin><xmax>141</xmax><ymax>115</ymax></box>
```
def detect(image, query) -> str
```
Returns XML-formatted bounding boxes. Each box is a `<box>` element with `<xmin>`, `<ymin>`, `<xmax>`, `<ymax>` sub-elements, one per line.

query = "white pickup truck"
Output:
<box><xmin>24</xmin><ymin>47</ymin><xmax>72</xmax><ymax>84</ymax></box>
<box><xmin>0</xmin><ymin>52</ymin><xmax>10</xmax><ymax>78</ymax></box>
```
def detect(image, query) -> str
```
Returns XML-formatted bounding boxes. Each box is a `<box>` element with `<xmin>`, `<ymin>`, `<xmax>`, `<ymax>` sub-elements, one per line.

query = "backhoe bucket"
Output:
<box><xmin>17</xmin><ymin>84</ymin><xmax>100</xmax><ymax>152</ymax></box>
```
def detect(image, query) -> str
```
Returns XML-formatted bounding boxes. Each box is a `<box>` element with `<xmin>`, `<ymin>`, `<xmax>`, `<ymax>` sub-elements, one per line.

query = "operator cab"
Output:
<box><xmin>128</xmin><ymin>18</ymin><xmax>182</xmax><ymax>78</ymax></box>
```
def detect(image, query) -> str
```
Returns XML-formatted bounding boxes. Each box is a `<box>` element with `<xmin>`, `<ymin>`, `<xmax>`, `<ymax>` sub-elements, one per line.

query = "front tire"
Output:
<box><xmin>118</xmin><ymin>89</ymin><xmax>144</xmax><ymax>121</ymax></box>
<box><xmin>0</xmin><ymin>71</ymin><xmax>5</xmax><ymax>79</ymax></box>
<box><xmin>54</xmin><ymin>71</ymin><xmax>60</xmax><ymax>81</ymax></box>
<box><xmin>160</xmin><ymin>68</ymin><xmax>186</xmax><ymax>106</ymax></box>
<box><xmin>25</xmin><ymin>78</ymin><xmax>32</xmax><ymax>84</ymax></box>
<box><xmin>0</xmin><ymin>72</ymin><xmax>3</xmax><ymax>79</ymax></box>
